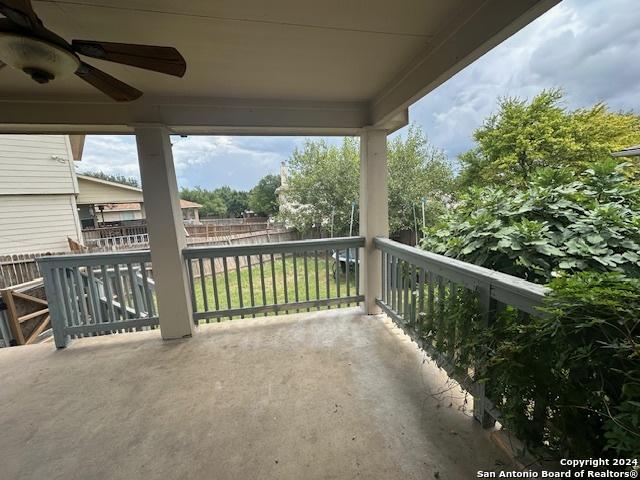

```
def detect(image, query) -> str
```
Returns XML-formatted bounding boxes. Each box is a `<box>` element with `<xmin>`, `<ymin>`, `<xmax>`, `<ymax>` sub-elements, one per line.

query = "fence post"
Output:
<box><xmin>1</xmin><ymin>288</ymin><xmax>24</xmax><ymax>345</ymax></box>
<box><xmin>473</xmin><ymin>284</ymin><xmax>497</xmax><ymax>428</ymax></box>
<box><xmin>41</xmin><ymin>265</ymin><xmax>69</xmax><ymax>348</ymax></box>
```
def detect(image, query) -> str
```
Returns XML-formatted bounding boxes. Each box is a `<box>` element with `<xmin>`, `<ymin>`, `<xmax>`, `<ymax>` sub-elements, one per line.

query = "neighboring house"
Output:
<box><xmin>94</xmin><ymin>200</ymin><xmax>200</xmax><ymax>224</ymax></box>
<box><xmin>180</xmin><ymin>200</ymin><xmax>202</xmax><ymax>224</ymax></box>
<box><xmin>276</xmin><ymin>160</ymin><xmax>298</xmax><ymax>217</ymax></box>
<box><xmin>76</xmin><ymin>175</ymin><xmax>145</xmax><ymax>227</ymax></box>
<box><xmin>0</xmin><ymin>135</ymin><xmax>84</xmax><ymax>255</ymax></box>
<box><xmin>99</xmin><ymin>203</ymin><xmax>146</xmax><ymax>223</ymax></box>
<box><xmin>0</xmin><ymin>137</ymin><xmax>202</xmax><ymax>255</ymax></box>
<box><xmin>76</xmin><ymin>175</ymin><xmax>202</xmax><ymax>227</ymax></box>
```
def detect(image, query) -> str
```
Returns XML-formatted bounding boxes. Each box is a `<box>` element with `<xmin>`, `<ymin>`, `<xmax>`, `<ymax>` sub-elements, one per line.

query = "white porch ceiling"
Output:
<box><xmin>0</xmin><ymin>0</ymin><xmax>559</xmax><ymax>134</ymax></box>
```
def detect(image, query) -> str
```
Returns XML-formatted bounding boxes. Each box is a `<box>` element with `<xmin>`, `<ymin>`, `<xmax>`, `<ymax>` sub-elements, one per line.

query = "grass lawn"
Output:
<box><xmin>192</xmin><ymin>254</ymin><xmax>359</xmax><ymax>322</ymax></box>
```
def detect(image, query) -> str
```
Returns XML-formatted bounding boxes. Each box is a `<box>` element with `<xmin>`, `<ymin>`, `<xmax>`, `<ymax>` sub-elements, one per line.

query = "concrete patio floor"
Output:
<box><xmin>0</xmin><ymin>308</ymin><xmax>510</xmax><ymax>480</ymax></box>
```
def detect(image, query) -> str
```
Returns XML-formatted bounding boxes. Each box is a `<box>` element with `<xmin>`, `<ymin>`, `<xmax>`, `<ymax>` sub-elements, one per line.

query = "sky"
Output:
<box><xmin>79</xmin><ymin>0</ymin><xmax>640</xmax><ymax>191</ymax></box>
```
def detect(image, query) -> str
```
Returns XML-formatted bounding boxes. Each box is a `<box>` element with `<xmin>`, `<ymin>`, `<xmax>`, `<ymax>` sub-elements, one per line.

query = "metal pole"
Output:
<box><xmin>349</xmin><ymin>201</ymin><xmax>356</xmax><ymax>237</ymax></box>
<box><xmin>421</xmin><ymin>197</ymin><xmax>426</xmax><ymax>241</ymax></box>
<box><xmin>413</xmin><ymin>204</ymin><xmax>418</xmax><ymax>245</ymax></box>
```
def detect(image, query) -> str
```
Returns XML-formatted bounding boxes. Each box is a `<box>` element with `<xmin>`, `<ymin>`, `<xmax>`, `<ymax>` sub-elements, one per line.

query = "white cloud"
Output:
<box><xmin>80</xmin><ymin>0</ymin><xmax>640</xmax><ymax>186</ymax></box>
<box><xmin>78</xmin><ymin>135</ymin><xmax>140</xmax><ymax>177</ymax></box>
<box><xmin>406</xmin><ymin>0</ymin><xmax>640</xmax><ymax>159</ymax></box>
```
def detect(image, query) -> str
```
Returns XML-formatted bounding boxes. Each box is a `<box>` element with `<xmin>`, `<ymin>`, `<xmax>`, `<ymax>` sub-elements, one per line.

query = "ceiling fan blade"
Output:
<box><xmin>72</xmin><ymin>40</ymin><xmax>186</xmax><ymax>77</ymax></box>
<box><xmin>0</xmin><ymin>0</ymin><xmax>41</xmax><ymax>30</ymax></box>
<box><xmin>75</xmin><ymin>62</ymin><xmax>143</xmax><ymax>102</ymax></box>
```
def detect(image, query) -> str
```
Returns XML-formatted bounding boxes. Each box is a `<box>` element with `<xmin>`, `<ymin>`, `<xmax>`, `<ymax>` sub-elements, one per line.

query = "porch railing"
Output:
<box><xmin>40</xmin><ymin>251</ymin><xmax>158</xmax><ymax>348</ymax></box>
<box><xmin>183</xmin><ymin>237</ymin><xmax>365</xmax><ymax>322</ymax></box>
<box><xmin>373</xmin><ymin>237</ymin><xmax>549</xmax><ymax>427</ymax></box>
<box><xmin>41</xmin><ymin>237</ymin><xmax>364</xmax><ymax>347</ymax></box>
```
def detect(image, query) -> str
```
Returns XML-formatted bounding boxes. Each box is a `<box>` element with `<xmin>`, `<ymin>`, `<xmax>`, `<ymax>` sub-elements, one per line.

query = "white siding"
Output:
<box><xmin>0</xmin><ymin>135</ymin><xmax>78</xmax><ymax>195</ymax></box>
<box><xmin>77</xmin><ymin>177</ymin><xmax>144</xmax><ymax>204</ymax></box>
<box><xmin>0</xmin><ymin>195</ymin><xmax>82</xmax><ymax>255</ymax></box>
<box><xmin>101</xmin><ymin>210</ymin><xmax>144</xmax><ymax>222</ymax></box>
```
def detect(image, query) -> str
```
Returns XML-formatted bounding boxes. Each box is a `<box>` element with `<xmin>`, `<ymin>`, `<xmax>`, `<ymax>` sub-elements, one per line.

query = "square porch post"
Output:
<box><xmin>359</xmin><ymin>128</ymin><xmax>389</xmax><ymax>314</ymax></box>
<box><xmin>135</xmin><ymin>125</ymin><xmax>194</xmax><ymax>339</ymax></box>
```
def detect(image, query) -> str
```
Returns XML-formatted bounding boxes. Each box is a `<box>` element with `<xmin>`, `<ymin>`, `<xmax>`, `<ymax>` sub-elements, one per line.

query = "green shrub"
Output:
<box><xmin>423</xmin><ymin>161</ymin><xmax>640</xmax><ymax>283</ymax></box>
<box><xmin>479</xmin><ymin>272</ymin><xmax>640</xmax><ymax>459</ymax></box>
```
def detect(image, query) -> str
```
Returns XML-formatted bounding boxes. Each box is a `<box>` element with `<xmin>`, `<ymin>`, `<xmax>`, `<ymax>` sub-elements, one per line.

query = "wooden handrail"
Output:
<box><xmin>184</xmin><ymin>236</ymin><xmax>365</xmax><ymax>259</ymax></box>
<box><xmin>373</xmin><ymin>237</ymin><xmax>550</xmax><ymax>428</ymax></box>
<box><xmin>373</xmin><ymin>237</ymin><xmax>548</xmax><ymax>315</ymax></box>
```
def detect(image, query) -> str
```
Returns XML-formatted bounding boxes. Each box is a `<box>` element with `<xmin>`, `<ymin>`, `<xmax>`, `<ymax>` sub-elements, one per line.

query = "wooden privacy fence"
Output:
<box><xmin>81</xmin><ymin>222</ymin><xmax>282</xmax><ymax>243</ymax></box>
<box><xmin>373</xmin><ymin>237</ymin><xmax>549</xmax><ymax>428</ymax></box>
<box><xmin>183</xmin><ymin>236</ymin><xmax>364</xmax><ymax>322</ymax></box>
<box><xmin>200</xmin><ymin>217</ymin><xmax>268</xmax><ymax>226</ymax></box>
<box><xmin>0</xmin><ymin>252</ymin><xmax>69</xmax><ymax>289</ymax></box>
<box><xmin>82</xmin><ymin>229</ymin><xmax>297</xmax><ymax>253</ymax></box>
<box><xmin>184</xmin><ymin>230</ymin><xmax>297</xmax><ymax>277</ymax></box>
<box><xmin>185</xmin><ymin>222</ymin><xmax>272</xmax><ymax>237</ymax></box>
<box><xmin>0</xmin><ymin>278</ymin><xmax>51</xmax><ymax>347</ymax></box>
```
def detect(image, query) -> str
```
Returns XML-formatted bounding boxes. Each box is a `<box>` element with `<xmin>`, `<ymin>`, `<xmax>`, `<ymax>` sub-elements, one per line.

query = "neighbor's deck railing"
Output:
<box><xmin>40</xmin><ymin>251</ymin><xmax>158</xmax><ymax>348</ymax></box>
<box><xmin>86</xmin><ymin>233</ymin><xmax>150</xmax><ymax>251</ymax></box>
<box><xmin>373</xmin><ymin>237</ymin><xmax>549</xmax><ymax>427</ymax></box>
<box><xmin>183</xmin><ymin>237</ymin><xmax>364</xmax><ymax>322</ymax></box>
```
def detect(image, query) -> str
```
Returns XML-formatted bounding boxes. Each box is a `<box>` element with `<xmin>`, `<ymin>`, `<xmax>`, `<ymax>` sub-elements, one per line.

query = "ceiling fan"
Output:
<box><xmin>0</xmin><ymin>0</ymin><xmax>186</xmax><ymax>101</ymax></box>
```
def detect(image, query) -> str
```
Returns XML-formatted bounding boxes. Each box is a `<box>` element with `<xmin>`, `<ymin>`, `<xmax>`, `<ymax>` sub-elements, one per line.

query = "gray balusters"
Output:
<box><xmin>210</xmin><ymin>257</ymin><xmax>220</xmax><ymax>322</ymax></box>
<box><xmin>234</xmin><ymin>256</ymin><xmax>243</xmax><ymax>319</ymax></box>
<box><xmin>199</xmin><ymin>258</ymin><xmax>208</xmax><ymax>320</ymax></box>
<box><xmin>282</xmin><ymin>253</ymin><xmax>289</xmax><ymax>313</ymax></box>
<box><xmin>247</xmin><ymin>255</ymin><xmax>255</xmax><ymax>318</ymax></box>
<box><xmin>314</xmin><ymin>251</ymin><xmax>320</xmax><ymax>311</ymax></box>
<box><xmin>270</xmin><ymin>253</ymin><xmax>277</xmax><ymax>305</ymax></box>
<box><xmin>259</xmin><ymin>254</ymin><xmax>267</xmax><ymax>316</ymax></box>
<box><xmin>336</xmin><ymin>249</ymin><xmax>341</xmax><ymax>308</ymax></box>
<box><xmin>292</xmin><ymin>252</ymin><xmax>299</xmax><ymax>312</ymax></box>
<box><xmin>223</xmin><ymin>257</ymin><xmax>232</xmax><ymax>320</ymax></box>
<box><xmin>324</xmin><ymin>250</ymin><xmax>330</xmax><ymax>308</ymax></box>
<box><xmin>303</xmin><ymin>252</ymin><xmax>310</xmax><ymax>312</ymax></box>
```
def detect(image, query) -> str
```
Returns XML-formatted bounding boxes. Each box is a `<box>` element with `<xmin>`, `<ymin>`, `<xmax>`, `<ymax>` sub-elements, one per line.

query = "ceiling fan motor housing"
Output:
<box><xmin>22</xmin><ymin>66</ymin><xmax>54</xmax><ymax>83</ymax></box>
<box><xmin>0</xmin><ymin>32</ymin><xmax>80</xmax><ymax>83</ymax></box>
<box><xmin>0</xmin><ymin>2</ymin><xmax>186</xmax><ymax>101</ymax></box>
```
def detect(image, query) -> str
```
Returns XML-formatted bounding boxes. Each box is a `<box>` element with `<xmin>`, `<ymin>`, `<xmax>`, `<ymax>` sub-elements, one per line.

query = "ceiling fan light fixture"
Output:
<box><xmin>0</xmin><ymin>32</ymin><xmax>79</xmax><ymax>83</ymax></box>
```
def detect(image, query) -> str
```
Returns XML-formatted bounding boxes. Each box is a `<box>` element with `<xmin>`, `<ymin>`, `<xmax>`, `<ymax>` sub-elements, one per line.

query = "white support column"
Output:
<box><xmin>359</xmin><ymin>128</ymin><xmax>389</xmax><ymax>314</ymax></box>
<box><xmin>135</xmin><ymin>125</ymin><xmax>194</xmax><ymax>339</ymax></box>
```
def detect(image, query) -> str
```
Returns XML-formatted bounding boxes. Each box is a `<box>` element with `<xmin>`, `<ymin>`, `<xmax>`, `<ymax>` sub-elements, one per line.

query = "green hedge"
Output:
<box><xmin>470</xmin><ymin>272</ymin><xmax>639</xmax><ymax>459</ymax></box>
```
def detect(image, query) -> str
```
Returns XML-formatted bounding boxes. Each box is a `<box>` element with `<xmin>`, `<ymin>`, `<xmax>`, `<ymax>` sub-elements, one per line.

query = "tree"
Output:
<box><xmin>281</xmin><ymin>126</ymin><xmax>455</xmax><ymax>236</ymax></box>
<box><xmin>458</xmin><ymin>89</ymin><xmax>640</xmax><ymax>187</ymax></box>
<box><xmin>282</xmin><ymin>137</ymin><xmax>359</xmax><ymax>236</ymax></box>
<box><xmin>388</xmin><ymin>125</ymin><xmax>455</xmax><ymax>235</ymax></box>
<box><xmin>80</xmin><ymin>170</ymin><xmax>139</xmax><ymax>187</ymax></box>
<box><xmin>180</xmin><ymin>186</ymin><xmax>249</xmax><ymax>218</ymax></box>
<box><xmin>423</xmin><ymin>161</ymin><xmax>640</xmax><ymax>283</ymax></box>
<box><xmin>215</xmin><ymin>186</ymin><xmax>249</xmax><ymax>217</ymax></box>
<box><xmin>248</xmin><ymin>174</ymin><xmax>280</xmax><ymax>217</ymax></box>
<box><xmin>180</xmin><ymin>187</ymin><xmax>227</xmax><ymax>217</ymax></box>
